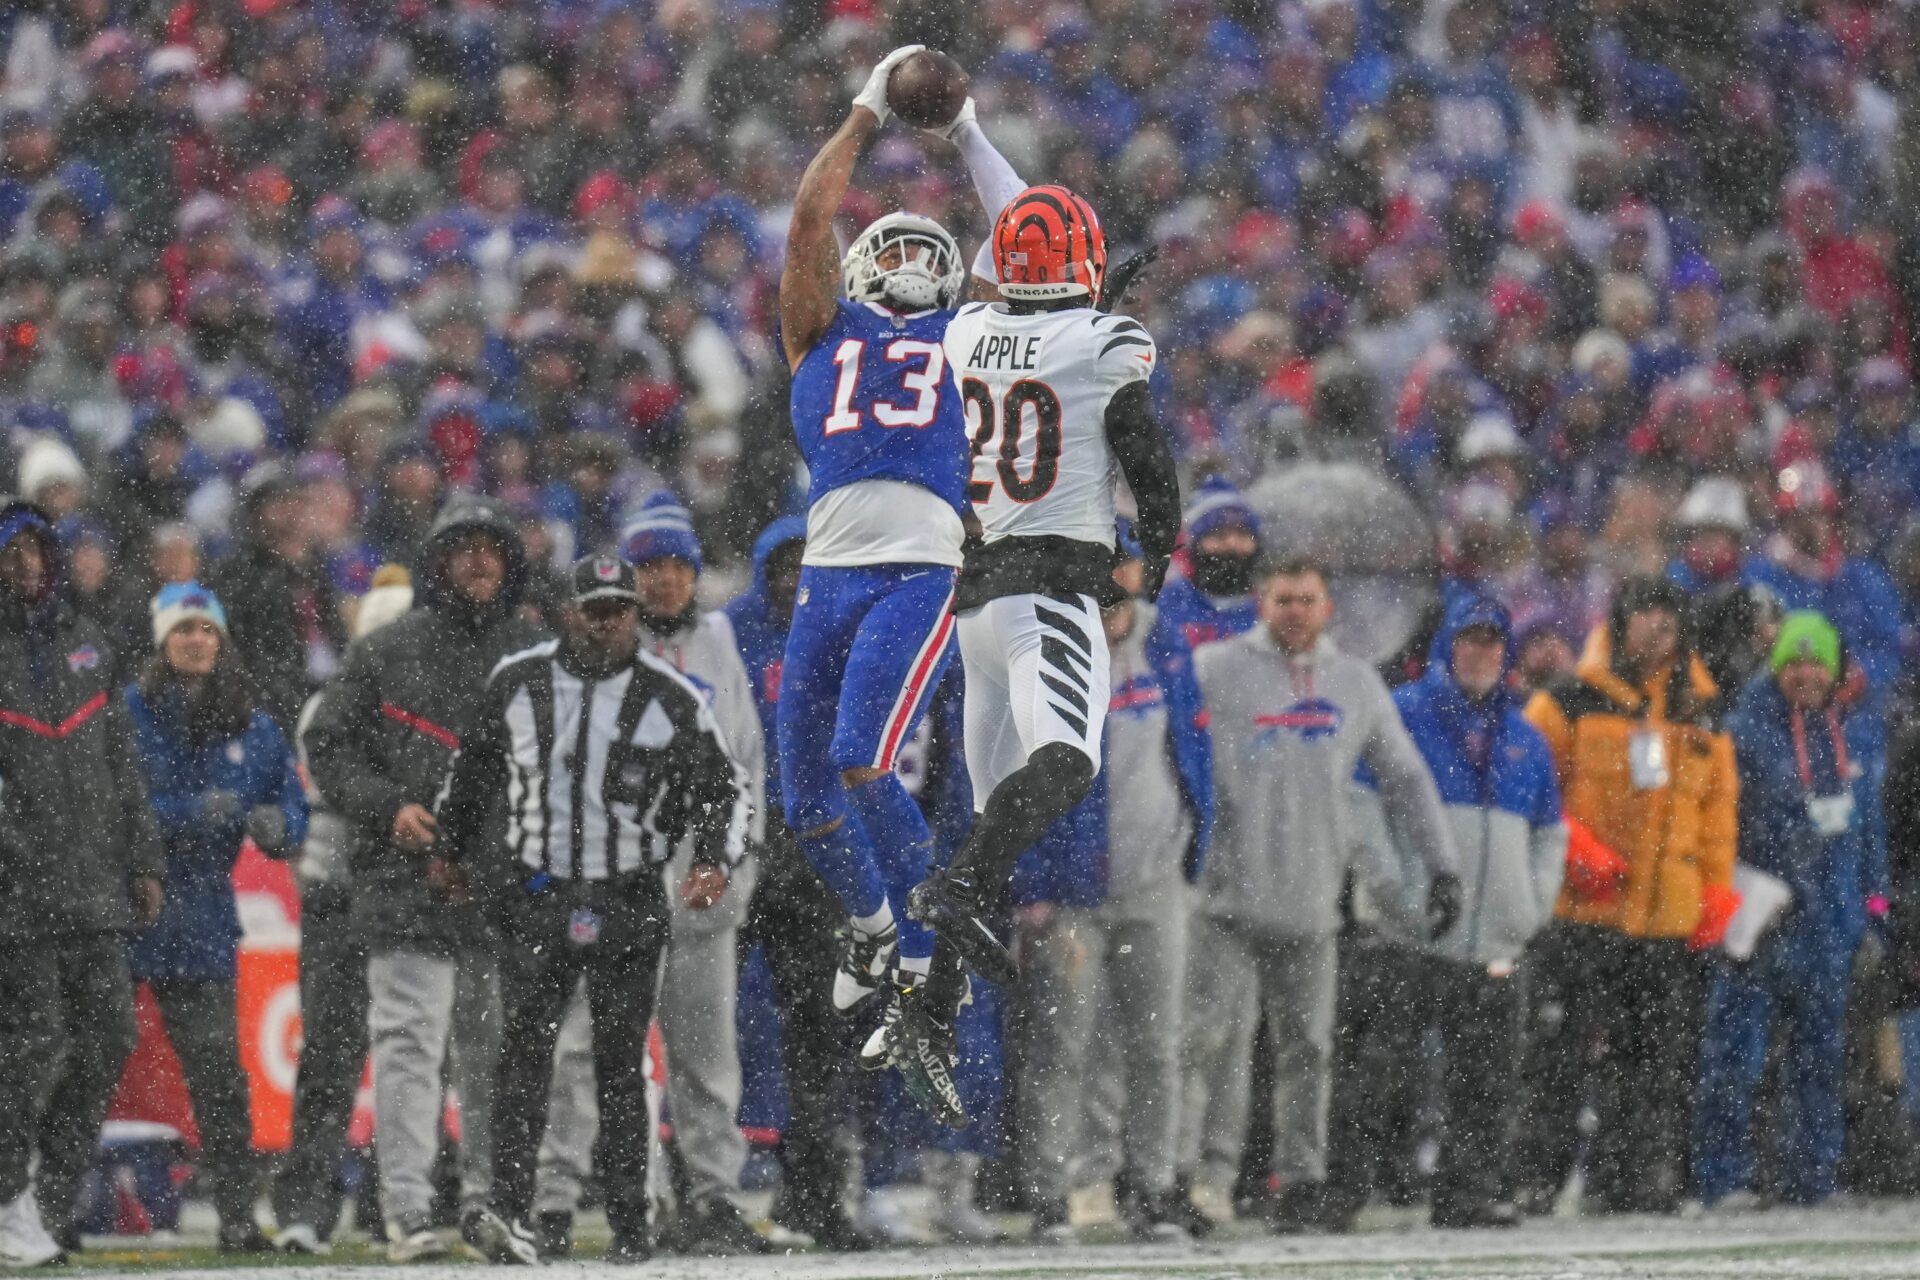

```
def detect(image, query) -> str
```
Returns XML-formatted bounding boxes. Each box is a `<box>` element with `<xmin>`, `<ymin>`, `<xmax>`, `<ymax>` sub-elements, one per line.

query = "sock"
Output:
<box><xmin>846</xmin><ymin>773</ymin><xmax>938</xmax><ymax>962</ymax></box>
<box><xmin>796</xmin><ymin>814</ymin><xmax>888</xmax><ymax>921</ymax></box>
<box><xmin>925</xmin><ymin>940</ymin><xmax>969</xmax><ymax>1019</ymax></box>
<box><xmin>851</xmin><ymin>902</ymin><xmax>895</xmax><ymax>938</ymax></box>
<box><xmin>948</xmin><ymin>746</ymin><xmax>1093</xmax><ymax>894</ymax></box>
<box><xmin>897</xmin><ymin>952</ymin><xmax>932</xmax><ymax>979</ymax></box>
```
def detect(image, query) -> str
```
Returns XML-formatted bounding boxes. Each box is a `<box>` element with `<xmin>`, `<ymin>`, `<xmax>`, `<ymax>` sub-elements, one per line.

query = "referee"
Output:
<box><xmin>438</xmin><ymin>554</ymin><xmax>751</xmax><ymax>1264</ymax></box>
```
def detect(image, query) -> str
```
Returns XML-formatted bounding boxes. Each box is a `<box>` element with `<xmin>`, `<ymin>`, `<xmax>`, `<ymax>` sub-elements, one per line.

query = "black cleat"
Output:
<box><xmin>604</xmin><ymin>1232</ymin><xmax>652</xmax><ymax>1264</ymax></box>
<box><xmin>860</xmin><ymin>975</ymin><xmax>969</xmax><ymax>1129</ymax></box>
<box><xmin>670</xmin><ymin>1199</ymin><xmax>772</xmax><ymax>1256</ymax></box>
<box><xmin>533</xmin><ymin>1212</ymin><xmax>572</xmax><ymax>1260</ymax></box>
<box><xmin>907</xmin><ymin>870</ymin><xmax>1016</xmax><ymax>986</ymax></box>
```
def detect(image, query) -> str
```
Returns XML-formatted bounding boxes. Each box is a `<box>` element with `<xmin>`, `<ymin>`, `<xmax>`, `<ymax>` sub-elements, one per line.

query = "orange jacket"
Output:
<box><xmin>1523</xmin><ymin>630</ymin><xmax>1738</xmax><ymax>940</ymax></box>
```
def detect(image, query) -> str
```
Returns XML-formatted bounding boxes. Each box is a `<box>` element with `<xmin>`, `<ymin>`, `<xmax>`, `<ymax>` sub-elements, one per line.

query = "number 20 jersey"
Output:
<box><xmin>942</xmin><ymin>302</ymin><xmax>1158</xmax><ymax>548</ymax></box>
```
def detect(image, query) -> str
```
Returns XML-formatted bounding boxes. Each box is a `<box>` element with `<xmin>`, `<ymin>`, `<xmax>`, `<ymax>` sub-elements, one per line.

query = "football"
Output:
<box><xmin>887</xmin><ymin>49</ymin><xmax>970</xmax><ymax>130</ymax></box>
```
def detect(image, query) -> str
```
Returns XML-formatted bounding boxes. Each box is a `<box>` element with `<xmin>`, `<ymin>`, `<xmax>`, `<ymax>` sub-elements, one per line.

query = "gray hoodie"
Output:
<box><xmin>1196</xmin><ymin>628</ymin><xmax>1456</xmax><ymax>939</ymax></box>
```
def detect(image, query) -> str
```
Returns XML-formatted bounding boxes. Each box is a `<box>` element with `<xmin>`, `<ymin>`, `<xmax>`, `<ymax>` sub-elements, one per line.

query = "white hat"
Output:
<box><xmin>191</xmin><ymin>396</ymin><xmax>267</xmax><ymax>459</ymax></box>
<box><xmin>1571</xmin><ymin>328</ymin><xmax>1631</xmax><ymax>376</ymax></box>
<box><xmin>1675</xmin><ymin>477</ymin><xmax>1749</xmax><ymax>532</ymax></box>
<box><xmin>353</xmin><ymin>566</ymin><xmax>414</xmax><ymax>639</ymax></box>
<box><xmin>17</xmin><ymin>436</ymin><xmax>85</xmax><ymax>502</ymax></box>
<box><xmin>1457</xmin><ymin>413</ymin><xmax>1525</xmax><ymax>466</ymax></box>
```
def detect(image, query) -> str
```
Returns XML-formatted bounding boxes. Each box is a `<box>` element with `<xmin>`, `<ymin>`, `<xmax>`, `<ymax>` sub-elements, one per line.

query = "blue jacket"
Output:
<box><xmin>1355</xmin><ymin>593</ymin><xmax>1566</xmax><ymax>963</ymax></box>
<box><xmin>723</xmin><ymin>517</ymin><xmax>807</xmax><ymax>813</ymax></box>
<box><xmin>125</xmin><ymin>685</ymin><xmax>309</xmax><ymax>982</ymax></box>
<box><xmin>1724</xmin><ymin>674</ymin><xmax>1888</xmax><ymax>947</ymax></box>
<box><xmin>1154</xmin><ymin>574</ymin><xmax>1257</xmax><ymax>655</ymax></box>
<box><xmin>1015</xmin><ymin>604</ymin><xmax>1214</xmax><ymax>909</ymax></box>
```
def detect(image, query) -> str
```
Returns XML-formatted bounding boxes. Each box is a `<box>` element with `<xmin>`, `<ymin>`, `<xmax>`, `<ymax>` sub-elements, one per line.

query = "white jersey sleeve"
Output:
<box><xmin>944</xmin><ymin>304</ymin><xmax>1158</xmax><ymax>548</ymax></box>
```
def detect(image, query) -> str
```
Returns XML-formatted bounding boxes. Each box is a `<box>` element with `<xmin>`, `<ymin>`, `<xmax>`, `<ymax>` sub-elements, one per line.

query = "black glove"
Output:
<box><xmin>246</xmin><ymin>805</ymin><xmax>289</xmax><ymax>853</ymax></box>
<box><xmin>1099</xmin><ymin>244</ymin><xmax>1159</xmax><ymax>312</ymax></box>
<box><xmin>200</xmin><ymin>788</ymin><xmax>242</xmax><ymax>826</ymax></box>
<box><xmin>1427</xmin><ymin>872</ymin><xmax>1463</xmax><ymax>941</ymax></box>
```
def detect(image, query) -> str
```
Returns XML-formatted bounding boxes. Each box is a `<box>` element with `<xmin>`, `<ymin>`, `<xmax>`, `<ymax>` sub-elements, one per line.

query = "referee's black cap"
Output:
<box><xmin>570</xmin><ymin>553</ymin><xmax>640</xmax><ymax>606</ymax></box>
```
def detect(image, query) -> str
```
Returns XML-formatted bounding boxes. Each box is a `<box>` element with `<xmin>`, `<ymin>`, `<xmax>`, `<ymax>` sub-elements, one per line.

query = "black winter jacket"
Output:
<box><xmin>304</xmin><ymin>499</ymin><xmax>544</xmax><ymax>955</ymax></box>
<box><xmin>0</xmin><ymin>503</ymin><xmax>164</xmax><ymax>939</ymax></box>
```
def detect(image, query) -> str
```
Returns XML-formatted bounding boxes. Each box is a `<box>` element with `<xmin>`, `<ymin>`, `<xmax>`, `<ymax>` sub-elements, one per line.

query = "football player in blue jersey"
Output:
<box><xmin>775</xmin><ymin>46</ymin><xmax>1027</xmax><ymax>1126</ymax></box>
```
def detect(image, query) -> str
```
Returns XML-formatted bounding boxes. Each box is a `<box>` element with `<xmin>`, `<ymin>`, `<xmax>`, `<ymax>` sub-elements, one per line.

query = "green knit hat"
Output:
<box><xmin>1771</xmin><ymin>611</ymin><xmax>1842</xmax><ymax>679</ymax></box>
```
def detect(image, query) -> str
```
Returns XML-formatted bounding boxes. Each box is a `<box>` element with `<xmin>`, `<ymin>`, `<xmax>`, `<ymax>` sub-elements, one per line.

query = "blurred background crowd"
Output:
<box><xmin>14</xmin><ymin>0</ymin><xmax>1920</xmax><ymax>1259</ymax></box>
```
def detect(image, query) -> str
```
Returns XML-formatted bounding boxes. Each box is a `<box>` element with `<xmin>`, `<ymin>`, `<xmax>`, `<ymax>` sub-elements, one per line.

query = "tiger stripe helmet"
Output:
<box><xmin>992</xmin><ymin>185</ymin><xmax>1106</xmax><ymax>302</ymax></box>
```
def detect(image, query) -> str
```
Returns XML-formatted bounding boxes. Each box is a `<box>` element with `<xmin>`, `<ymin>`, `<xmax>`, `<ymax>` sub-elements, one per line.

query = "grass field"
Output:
<box><xmin>54</xmin><ymin>1200</ymin><xmax>1920</xmax><ymax>1279</ymax></box>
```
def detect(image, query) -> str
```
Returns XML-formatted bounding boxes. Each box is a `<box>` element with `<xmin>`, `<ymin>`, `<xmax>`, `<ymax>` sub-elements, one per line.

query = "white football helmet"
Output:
<box><xmin>842</xmin><ymin>212</ymin><xmax>965</xmax><ymax>312</ymax></box>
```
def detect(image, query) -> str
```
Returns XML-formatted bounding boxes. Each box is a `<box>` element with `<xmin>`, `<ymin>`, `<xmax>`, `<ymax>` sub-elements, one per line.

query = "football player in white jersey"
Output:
<box><xmin>907</xmin><ymin>185</ymin><xmax>1182</xmax><ymax>983</ymax></box>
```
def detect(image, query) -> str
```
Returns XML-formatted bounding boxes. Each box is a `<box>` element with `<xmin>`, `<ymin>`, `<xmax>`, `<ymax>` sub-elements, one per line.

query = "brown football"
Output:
<box><xmin>887</xmin><ymin>49</ymin><xmax>970</xmax><ymax>130</ymax></box>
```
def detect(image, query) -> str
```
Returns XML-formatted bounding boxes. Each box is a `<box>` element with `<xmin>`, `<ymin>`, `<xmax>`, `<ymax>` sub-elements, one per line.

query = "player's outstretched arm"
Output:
<box><xmin>780</xmin><ymin>46</ymin><xmax>923</xmax><ymax>370</ymax></box>
<box><xmin>921</xmin><ymin>96</ymin><xmax>1023</xmax><ymax>297</ymax></box>
<box><xmin>1106</xmin><ymin>382</ymin><xmax>1182</xmax><ymax>598</ymax></box>
<box><xmin>781</xmin><ymin>110</ymin><xmax>877</xmax><ymax>370</ymax></box>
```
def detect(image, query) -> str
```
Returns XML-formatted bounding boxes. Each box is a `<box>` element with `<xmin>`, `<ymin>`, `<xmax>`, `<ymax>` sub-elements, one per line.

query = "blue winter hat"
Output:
<box><xmin>151</xmin><ymin>581</ymin><xmax>227</xmax><ymax>648</ymax></box>
<box><xmin>1668</xmin><ymin>253</ymin><xmax>1721</xmax><ymax>296</ymax></box>
<box><xmin>1182</xmin><ymin>476</ymin><xmax>1262</xmax><ymax>543</ymax></box>
<box><xmin>620</xmin><ymin>490</ymin><xmax>702</xmax><ymax>573</ymax></box>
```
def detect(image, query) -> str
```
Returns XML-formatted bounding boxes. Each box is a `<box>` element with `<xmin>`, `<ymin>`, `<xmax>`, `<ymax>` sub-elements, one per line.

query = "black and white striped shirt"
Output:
<box><xmin>437</xmin><ymin>639</ymin><xmax>751</xmax><ymax>880</ymax></box>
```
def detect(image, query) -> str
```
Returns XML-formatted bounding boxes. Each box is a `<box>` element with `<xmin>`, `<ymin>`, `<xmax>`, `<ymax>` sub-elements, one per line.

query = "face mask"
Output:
<box><xmin>1190</xmin><ymin>551</ymin><xmax>1255</xmax><ymax>597</ymax></box>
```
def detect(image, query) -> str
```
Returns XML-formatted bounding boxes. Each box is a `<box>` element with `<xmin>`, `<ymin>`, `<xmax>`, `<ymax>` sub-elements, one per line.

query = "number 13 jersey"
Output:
<box><xmin>789</xmin><ymin>300</ymin><xmax>969</xmax><ymax>568</ymax></box>
<box><xmin>942</xmin><ymin>301</ymin><xmax>1158</xmax><ymax>549</ymax></box>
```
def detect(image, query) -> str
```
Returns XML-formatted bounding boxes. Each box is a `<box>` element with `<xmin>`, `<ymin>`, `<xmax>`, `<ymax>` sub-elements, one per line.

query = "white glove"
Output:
<box><xmin>923</xmin><ymin>95</ymin><xmax>977</xmax><ymax>143</ymax></box>
<box><xmin>852</xmin><ymin>44</ymin><xmax>925</xmax><ymax>125</ymax></box>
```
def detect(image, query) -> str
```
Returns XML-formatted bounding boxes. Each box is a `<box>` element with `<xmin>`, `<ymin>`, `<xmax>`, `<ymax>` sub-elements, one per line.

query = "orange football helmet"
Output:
<box><xmin>991</xmin><ymin>185</ymin><xmax>1106</xmax><ymax>302</ymax></box>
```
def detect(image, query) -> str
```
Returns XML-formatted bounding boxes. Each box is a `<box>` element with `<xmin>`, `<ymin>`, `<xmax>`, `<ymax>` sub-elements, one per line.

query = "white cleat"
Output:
<box><xmin>833</xmin><ymin>921</ymin><xmax>897</xmax><ymax>1011</ymax></box>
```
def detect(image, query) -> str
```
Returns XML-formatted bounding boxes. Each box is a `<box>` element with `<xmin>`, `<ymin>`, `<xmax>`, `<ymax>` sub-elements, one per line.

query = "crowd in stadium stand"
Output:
<box><xmin>8</xmin><ymin>0</ymin><xmax>1920</xmax><ymax>1262</ymax></box>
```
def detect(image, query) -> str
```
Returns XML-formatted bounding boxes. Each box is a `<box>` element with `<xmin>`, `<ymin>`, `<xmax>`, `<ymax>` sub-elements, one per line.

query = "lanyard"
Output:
<box><xmin>1789</xmin><ymin>705</ymin><xmax>1849</xmax><ymax>792</ymax></box>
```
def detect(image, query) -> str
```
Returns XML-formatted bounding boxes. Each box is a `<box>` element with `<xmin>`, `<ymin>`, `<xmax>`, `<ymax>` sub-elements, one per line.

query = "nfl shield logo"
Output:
<box><xmin>67</xmin><ymin>646</ymin><xmax>100</xmax><ymax>673</ymax></box>
<box><xmin>595</xmin><ymin>559</ymin><xmax>619</xmax><ymax>581</ymax></box>
<box><xmin>568</xmin><ymin>908</ymin><xmax>602</xmax><ymax>946</ymax></box>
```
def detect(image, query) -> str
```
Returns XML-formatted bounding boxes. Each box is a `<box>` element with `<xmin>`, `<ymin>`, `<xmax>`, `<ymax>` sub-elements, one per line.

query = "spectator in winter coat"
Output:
<box><xmin>1155</xmin><ymin>478</ymin><xmax>1261</xmax><ymax>653</ymax></box>
<box><xmin>1015</xmin><ymin>521</ymin><xmax>1213</xmax><ymax>1244</ymax></box>
<box><xmin>209</xmin><ymin>462</ymin><xmax>346</xmax><ymax>732</ymax></box>
<box><xmin>1665</xmin><ymin>477</ymin><xmax>1753</xmax><ymax>597</ymax></box>
<box><xmin>1694</xmin><ymin>613</ymin><xmax>1887</xmax><ymax>1208</ymax></box>
<box><xmin>532</xmin><ymin>494</ymin><xmax>769</xmax><ymax>1258</ymax></box>
<box><xmin>1332</xmin><ymin>594</ymin><xmax>1566</xmax><ymax>1229</ymax></box>
<box><xmin>303</xmin><ymin>497</ymin><xmax>544</xmax><ymax>1261</ymax></box>
<box><xmin>124</xmin><ymin>583</ymin><xmax>306</xmax><ymax>1253</ymax></box>
<box><xmin>0</xmin><ymin>499</ymin><xmax>164</xmax><ymax>1265</ymax></box>
<box><xmin>1182</xmin><ymin>557</ymin><xmax>1460</xmax><ymax>1233</ymax></box>
<box><xmin>1744</xmin><ymin>463</ymin><xmax>1904</xmax><ymax>691</ymax></box>
<box><xmin>1516</xmin><ymin>575</ymin><xmax>1739</xmax><ymax>1215</ymax></box>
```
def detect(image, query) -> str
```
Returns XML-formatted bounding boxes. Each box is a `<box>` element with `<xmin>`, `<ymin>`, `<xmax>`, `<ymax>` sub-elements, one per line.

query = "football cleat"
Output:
<box><xmin>832</xmin><ymin>921</ymin><xmax>897</xmax><ymax>1011</ymax></box>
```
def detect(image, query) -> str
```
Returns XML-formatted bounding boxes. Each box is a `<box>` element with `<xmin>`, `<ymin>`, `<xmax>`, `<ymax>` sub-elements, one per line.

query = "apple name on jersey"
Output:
<box><xmin>943</xmin><ymin>302</ymin><xmax>1158</xmax><ymax>548</ymax></box>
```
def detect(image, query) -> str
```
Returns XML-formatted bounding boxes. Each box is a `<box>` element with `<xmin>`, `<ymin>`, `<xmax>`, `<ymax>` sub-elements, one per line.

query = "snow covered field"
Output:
<box><xmin>69</xmin><ymin>1201</ymin><xmax>1920</xmax><ymax>1278</ymax></box>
